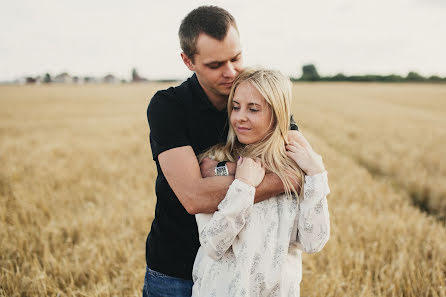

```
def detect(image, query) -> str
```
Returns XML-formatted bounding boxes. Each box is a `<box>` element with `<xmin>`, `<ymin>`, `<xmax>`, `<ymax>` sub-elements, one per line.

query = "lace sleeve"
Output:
<box><xmin>195</xmin><ymin>179</ymin><xmax>255</xmax><ymax>260</ymax></box>
<box><xmin>294</xmin><ymin>171</ymin><xmax>330</xmax><ymax>253</ymax></box>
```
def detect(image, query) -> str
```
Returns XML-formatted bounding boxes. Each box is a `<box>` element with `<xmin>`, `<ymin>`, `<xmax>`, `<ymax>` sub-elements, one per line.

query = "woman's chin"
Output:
<box><xmin>237</xmin><ymin>137</ymin><xmax>254</xmax><ymax>145</ymax></box>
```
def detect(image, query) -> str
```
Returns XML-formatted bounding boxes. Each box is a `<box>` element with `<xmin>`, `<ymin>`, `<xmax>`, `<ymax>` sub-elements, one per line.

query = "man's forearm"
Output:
<box><xmin>197</xmin><ymin>160</ymin><xmax>290</xmax><ymax>211</ymax></box>
<box><xmin>193</xmin><ymin>175</ymin><xmax>235</xmax><ymax>214</ymax></box>
<box><xmin>208</xmin><ymin>161</ymin><xmax>289</xmax><ymax>203</ymax></box>
<box><xmin>194</xmin><ymin>172</ymin><xmax>283</xmax><ymax>213</ymax></box>
<box><xmin>253</xmin><ymin>172</ymin><xmax>285</xmax><ymax>203</ymax></box>
<box><xmin>196</xmin><ymin>172</ymin><xmax>287</xmax><ymax>214</ymax></box>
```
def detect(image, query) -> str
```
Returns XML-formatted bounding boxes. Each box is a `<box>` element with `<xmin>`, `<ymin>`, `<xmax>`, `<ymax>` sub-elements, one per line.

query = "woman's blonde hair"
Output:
<box><xmin>199</xmin><ymin>68</ymin><xmax>304</xmax><ymax>197</ymax></box>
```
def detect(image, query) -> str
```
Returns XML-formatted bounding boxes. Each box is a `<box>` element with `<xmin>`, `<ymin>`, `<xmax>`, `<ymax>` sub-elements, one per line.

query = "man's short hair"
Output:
<box><xmin>179</xmin><ymin>6</ymin><xmax>238</xmax><ymax>62</ymax></box>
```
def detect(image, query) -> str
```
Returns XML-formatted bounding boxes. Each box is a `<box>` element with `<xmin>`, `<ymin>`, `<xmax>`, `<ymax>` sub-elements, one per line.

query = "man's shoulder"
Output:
<box><xmin>148</xmin><ymin>77</ymin><xmax>195</xmax><ymax>111</ymax></box>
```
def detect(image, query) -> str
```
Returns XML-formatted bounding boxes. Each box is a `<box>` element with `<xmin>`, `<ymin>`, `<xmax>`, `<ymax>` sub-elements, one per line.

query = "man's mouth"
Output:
<box><xmin>221</xmin><ymin>81</ymin><xmax>234</xmax><ymax>87</ymax></box>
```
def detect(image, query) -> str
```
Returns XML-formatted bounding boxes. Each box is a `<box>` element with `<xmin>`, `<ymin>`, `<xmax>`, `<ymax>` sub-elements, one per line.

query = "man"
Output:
<box><xmin>143</xmin><ymin>6</ymin><xmax>299</xmax><ymax>297</ymax></box>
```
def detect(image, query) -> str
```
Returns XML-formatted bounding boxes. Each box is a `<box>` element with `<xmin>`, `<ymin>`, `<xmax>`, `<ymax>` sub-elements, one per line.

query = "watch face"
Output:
<box><xmin>215</xmin><ymin>166</ymin><xmax>228</xmax><ymax>176</ymax></box>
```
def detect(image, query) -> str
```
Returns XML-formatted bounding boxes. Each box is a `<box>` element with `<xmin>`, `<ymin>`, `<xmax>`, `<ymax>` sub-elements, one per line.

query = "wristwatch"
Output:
<box><xmin>214</xmin><ymin>161</ymin><xmax>229</xmax><ymax>176</ymax></box>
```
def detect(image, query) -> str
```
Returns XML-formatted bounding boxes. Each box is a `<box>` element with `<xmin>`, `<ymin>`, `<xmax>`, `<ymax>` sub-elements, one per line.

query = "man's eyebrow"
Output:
<box><xmin>205</xmin><ymin>51</ymin><xmax>242</xmax><ymax>65</ymax></box>
<box><xmin>205</xmin><ymin>61</ymin><xmax>223</xmax><ymax>66</ymax></box>
<box><xmin>231</xmin><ymin>52</ymin><xmax>242</xmax><ymax>59</ymax></box>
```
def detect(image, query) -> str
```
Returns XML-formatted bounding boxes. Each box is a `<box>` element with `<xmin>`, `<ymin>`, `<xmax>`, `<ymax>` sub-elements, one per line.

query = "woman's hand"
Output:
<box><xmin>235</xmin><ymin>157</ymin><xmax>265</xmax><ymax>187</ymax></box>
<box><xmin>286</xmin><ymin>131</ymin><xmax>325</xmax><ymax>176</ymax></box>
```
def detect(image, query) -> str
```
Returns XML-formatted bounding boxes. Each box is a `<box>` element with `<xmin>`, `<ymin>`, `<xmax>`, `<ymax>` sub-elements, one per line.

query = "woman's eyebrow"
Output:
<box><xmin>248</xmin><ymin>102</ymin><xmax>261</xmax><ymax>107</ymax></box>
<box><xmin>232</xmin><ymin>100</ymin><xmax>261</xmax><ymax>107</ymax></box>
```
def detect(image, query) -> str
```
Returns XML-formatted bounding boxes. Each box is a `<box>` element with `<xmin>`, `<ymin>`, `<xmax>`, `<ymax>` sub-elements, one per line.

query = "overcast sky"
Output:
<box><xmin>1</xmin><ymin>0</ymin><xmax>445</xmax><ymax>81</ymax></box>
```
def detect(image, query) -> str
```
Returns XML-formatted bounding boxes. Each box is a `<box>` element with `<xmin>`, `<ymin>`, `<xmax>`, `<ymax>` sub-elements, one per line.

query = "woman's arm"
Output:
<box><xmin>285</xmin><ymin>130</ymin><xmax>329</xmax><ymax>251</ymax></box>
<box><xmin>292</xmin><ymin>171</ymin><xmax>330</xmax><ymax>253</ymax></box>
<box><xmin>196</xmin><ymin>179</ymin><xmax>255</xmax><ymax>260</ymax></box>
<box><xmin>196</xmin><ymin>157</ymin><xmax>264</xmax><ymax>260</ymax></box>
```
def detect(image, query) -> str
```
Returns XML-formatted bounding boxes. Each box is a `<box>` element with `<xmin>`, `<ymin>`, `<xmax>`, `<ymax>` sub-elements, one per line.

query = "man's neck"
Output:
<box><xmin>197</xmin><ymin>80</ymin><xmax>228</xmax><ymax>111</ymax></box>
<box><xmin>206</xmin><ymin>93</ymin><xmax>228</xmax><ymax>111</ymax></box>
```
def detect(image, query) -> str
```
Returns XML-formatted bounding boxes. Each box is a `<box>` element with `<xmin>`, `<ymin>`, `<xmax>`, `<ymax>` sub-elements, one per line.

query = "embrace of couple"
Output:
<box><xmin>143</xmin><ymin>5</ymin><xmax>330</xmax><ymax>297</ymax></box>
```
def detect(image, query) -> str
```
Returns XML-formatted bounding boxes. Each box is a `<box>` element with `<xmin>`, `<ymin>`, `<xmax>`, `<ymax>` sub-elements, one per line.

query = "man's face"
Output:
<box><xmin>182</xmin><ymin>25</ymin><xmax>243</xmax><ymax>103</ymax></box>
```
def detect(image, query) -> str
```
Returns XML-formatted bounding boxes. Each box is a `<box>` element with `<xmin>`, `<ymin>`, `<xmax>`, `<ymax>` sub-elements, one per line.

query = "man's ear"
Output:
<box><xmin>181</xmin><ymin>52</ymin><xmax>195</xmax><ymax>71</ymax></box>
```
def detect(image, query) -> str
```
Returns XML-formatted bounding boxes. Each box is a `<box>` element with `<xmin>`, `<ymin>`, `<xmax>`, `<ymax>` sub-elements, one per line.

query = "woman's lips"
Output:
<box><xmin>237</xmin><ymin>126</ymin><xmax>251</xmax><ymax>133</ymax></box>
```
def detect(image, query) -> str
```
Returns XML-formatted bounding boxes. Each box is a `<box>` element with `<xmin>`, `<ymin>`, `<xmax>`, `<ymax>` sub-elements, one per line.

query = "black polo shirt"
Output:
<box><xmin>146</xmin><ymin>74</ymin><xmax>229</xmax><ymax>280</ymax></box>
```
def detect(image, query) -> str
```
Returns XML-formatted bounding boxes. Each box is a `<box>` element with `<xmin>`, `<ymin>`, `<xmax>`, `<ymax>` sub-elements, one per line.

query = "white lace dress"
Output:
<box><xmin>192</xmin><ymin>171</ymin><xmax>330</xmax><ymax>297</ymax></box>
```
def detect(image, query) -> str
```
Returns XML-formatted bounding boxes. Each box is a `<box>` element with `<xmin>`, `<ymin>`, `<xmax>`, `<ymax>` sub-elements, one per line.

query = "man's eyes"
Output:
<box><xmin>208</xmin><ymin>57</ymin><xmax>240</xmax><ymax>69</ymax></box>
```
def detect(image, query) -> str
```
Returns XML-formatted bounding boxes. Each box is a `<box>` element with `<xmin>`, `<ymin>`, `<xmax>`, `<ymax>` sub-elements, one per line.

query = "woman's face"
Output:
<box><xmin>230</xmin><ymin>81</ymin><xmax>273</xmax><ymax>145</ymax></box>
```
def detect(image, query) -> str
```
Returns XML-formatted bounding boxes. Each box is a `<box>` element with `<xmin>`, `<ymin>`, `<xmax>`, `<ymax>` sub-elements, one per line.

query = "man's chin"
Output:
<box><xmin>220</xmin><ymin>84</ymin><xmax>232</xmax><ymax>95</ymax></box>
<box><xmin>218</xmin><ymin>86</ymin><xmax>232</xmax><ymax>96</ymax></box>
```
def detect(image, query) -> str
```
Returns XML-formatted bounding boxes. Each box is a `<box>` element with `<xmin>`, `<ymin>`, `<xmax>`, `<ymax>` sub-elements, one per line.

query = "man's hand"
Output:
<box><xmin>200</xmin><ymin>157</ymin><xmax>236</xmax><ymax>178</ymax></box>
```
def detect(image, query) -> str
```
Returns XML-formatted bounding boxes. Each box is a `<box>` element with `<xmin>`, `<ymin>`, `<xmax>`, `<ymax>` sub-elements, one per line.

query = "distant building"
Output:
<box><xmin>34</xmin><ymin>75</ymin><xmax>43</xmax><ymax>84</ymax></box>
<box><xmin>53</xmin><ymin>72</ymin><xmax>73</xmax><ymax>83</ymax></box>
<box><xmin>83</xmin><ymin>76</ymin><xmax>99</xmax><ymax>84</ymax></box>
<box><xmin>131</xmin><ymin>68</ymin><xmax>148</xmax><ymax>82</ymax></box>
<box><xmin>103</xmin><ymin>74</ymin><xmax>119</xmax><ymax>84</ymax></box>
<box><xmin>25</xmin><ymin>77</ymin><xmax>37</xmax><ymax>84</ymax></box>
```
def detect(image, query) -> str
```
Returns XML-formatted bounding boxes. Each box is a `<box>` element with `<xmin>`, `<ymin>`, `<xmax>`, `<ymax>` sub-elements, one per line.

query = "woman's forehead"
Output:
<box><xmin>234</xmin><ymin>82</ymin><xmax>265</xmax><ymax>104</ymax></box>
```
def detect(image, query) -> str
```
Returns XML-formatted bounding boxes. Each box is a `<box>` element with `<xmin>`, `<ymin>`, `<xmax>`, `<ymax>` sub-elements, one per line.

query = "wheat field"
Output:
<box><xmin>0</xmin><ymin>83</ymin><xmax>445</xmax><ymax>297</ymax></box>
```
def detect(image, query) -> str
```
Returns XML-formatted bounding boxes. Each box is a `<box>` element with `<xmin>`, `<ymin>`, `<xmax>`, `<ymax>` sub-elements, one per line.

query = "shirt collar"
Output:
<box><xmin>190</xmin><ymin>73</ymin><xmax>227</xmax><ymax>112</ymax></box>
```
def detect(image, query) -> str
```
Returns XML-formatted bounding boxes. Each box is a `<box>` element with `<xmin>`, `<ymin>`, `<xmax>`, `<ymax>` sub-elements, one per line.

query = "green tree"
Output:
<box><xmin>300</xmin><ymin>64</ymin><xmax>320</xmax><ymax>81</ymax></box>
<box><xmin>427</xmin><ymin>75</ymin><xmax>442</xmax><ymax>82</ymax></box>
<box><xmin>406</xmin><ymin>71</ymin><xmax>425</xmax><ymax>81</ymax></box>
<box><xmin>332</xmin><ymin>73</ymin><xmax>346</xmax><ymax>81</ymax></box>
<box><xmin>43</xmin><ymin>73</ymin><xmax>51</xmax><ymax>83</ymax></box>
<box><xmin>132</xmin><ymin>68</ymin><xmax>141</xmax><ymax>82</ymax></box>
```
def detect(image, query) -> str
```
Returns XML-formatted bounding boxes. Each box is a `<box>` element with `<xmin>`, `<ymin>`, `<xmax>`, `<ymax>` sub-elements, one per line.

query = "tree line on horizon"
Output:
<box><xmin>20</xmin><ymin>68</ymin><xmax>151</xmax><ymax>84</ymax></box>
<box><xmin>293</xmin><ymin>64</ymin><xmax>446</xmax><ymax>83</ymax></box>
<box><xmin>13</xmin><ymin>65</ymin><xmax>446</xmax><ymax>85</ymax></box>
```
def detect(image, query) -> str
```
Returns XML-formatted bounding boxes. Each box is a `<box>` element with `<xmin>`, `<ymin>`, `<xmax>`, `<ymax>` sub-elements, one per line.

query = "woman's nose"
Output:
<box><xmin>237</xmin><ymin>110</ymin><xmax>248</xmax><ymax>122</ymax></box>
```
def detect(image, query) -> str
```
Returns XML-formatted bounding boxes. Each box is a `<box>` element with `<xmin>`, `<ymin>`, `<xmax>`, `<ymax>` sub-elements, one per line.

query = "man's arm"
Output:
<box><xmin>198</xmin><ymin>157</ymin><xmax>300</xmax><ymax>205</ymax></box>
<box><xmin>159</xmin><ymin>147</ymin><xmax>287</xmax><ymax>215</ymax></box>
<box><xmin>159</xmin><ymin>146</ymin><xmax>233</xmax><ymax>215</ymax></box>
<box><xmin>254</xmin><ymin>172</ymin><xmax>286</xmax><ymax>203</ymax></box>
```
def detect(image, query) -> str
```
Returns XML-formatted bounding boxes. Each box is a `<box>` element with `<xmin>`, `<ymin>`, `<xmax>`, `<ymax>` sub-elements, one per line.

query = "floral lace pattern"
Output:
<box><xmin>192</xmin><ymin>172</ymin><xmax>330</xmax><ymax>297</ymax></box>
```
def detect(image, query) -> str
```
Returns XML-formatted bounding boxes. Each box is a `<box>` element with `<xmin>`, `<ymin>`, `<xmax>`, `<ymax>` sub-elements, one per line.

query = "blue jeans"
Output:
<box><xmin>142</xmin><ymin>266</ymin><xmax>193</xmax><ymax>297</ymax></box>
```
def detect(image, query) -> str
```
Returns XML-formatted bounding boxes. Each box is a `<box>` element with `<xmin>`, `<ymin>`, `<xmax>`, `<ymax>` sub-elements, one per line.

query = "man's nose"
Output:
<box><xmin>222</xmin><ymin>62</ymin><xmax>236</xmax><ymax>79</ymax></box>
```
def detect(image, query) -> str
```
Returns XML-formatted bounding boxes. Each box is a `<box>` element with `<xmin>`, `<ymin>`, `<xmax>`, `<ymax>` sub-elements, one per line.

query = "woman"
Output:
<box><xmin>192</xmin><ymin>68</ymin><xmax>330</xmax><ymax>297</ymax></box>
